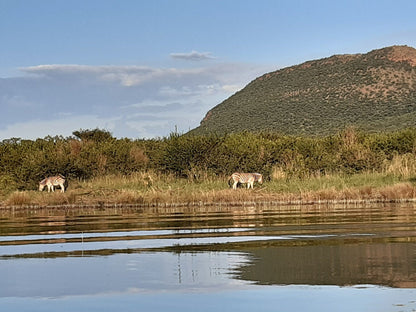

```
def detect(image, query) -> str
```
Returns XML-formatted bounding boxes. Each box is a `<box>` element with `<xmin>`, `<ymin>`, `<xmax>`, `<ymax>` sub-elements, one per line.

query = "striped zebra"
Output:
<box><xmin>39</xmin><ymin>174</ymin><xmax>66</xmax><ymax>193</ymax></box>
<box><xmin>229</xmin><ymin>172</ymin><xmax>263</xmax><ymax>189</ymax></box>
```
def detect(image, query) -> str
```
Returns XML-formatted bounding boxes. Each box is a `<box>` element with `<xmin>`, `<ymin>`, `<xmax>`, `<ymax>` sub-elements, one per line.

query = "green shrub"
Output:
<box><xmin>2</xmin><ymin>127</ymin><xmax>416</xmax><ymax>191</ymax></box>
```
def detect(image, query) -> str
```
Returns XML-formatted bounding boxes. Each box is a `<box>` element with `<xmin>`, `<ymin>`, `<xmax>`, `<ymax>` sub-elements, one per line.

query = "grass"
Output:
<box><xmin>1</xmin><ymin>169</ymin><xmax>416</xmax><ymax>208</ymax></box>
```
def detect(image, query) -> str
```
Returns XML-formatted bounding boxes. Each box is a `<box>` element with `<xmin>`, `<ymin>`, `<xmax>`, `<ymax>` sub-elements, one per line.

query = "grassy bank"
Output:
<box><xmin>1</xmin><ymin>170</ymin><xmax>415</xmax><ymax>208</ymax></box>
<box><xmin>3</xmin><ymin>128</ymin><xmax>416</xmax><ymax>208</ymax></box>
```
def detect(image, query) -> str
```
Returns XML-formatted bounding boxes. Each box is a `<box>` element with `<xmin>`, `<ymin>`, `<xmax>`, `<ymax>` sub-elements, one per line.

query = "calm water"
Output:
<box><xmin>0</xmin><ymin>203</ymin><xmax>415</xmax><ymax>311</ymax></box>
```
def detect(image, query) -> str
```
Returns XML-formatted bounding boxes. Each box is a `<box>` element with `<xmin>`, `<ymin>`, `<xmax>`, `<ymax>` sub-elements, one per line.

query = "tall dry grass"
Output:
<box><xmin>5</xmin><ymin>191</ymin><xmax>32</xmax><ymax>206</ymax></box>
<box><xmin>383</xmin><ymin>153</ymin><xmax>416</xmax><ymax>178</ymax></box>
<box><xmin>5</xmin><ymin>190</ymin><xmax>78</xmax><ymax>207</ymax></box>
<box><xmin>2</xmin><ymin>163</ymin><xmax>416</xmax><ymax>207</ymax></box>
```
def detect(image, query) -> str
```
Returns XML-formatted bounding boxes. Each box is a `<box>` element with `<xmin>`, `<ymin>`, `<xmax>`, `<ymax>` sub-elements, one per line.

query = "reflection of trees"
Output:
<box><xmin>233</xmin><ymin>242</ymin><xmax>416</xmax><ymax>288</ymax></box>
<box><xmin>1</xmin><ymin>203</ymin><xmax>415</xmax><ymax>289</ymax></box>
<box><xmin>1</xmin><ymin>203</ymin><xmax>414</xmax><ymax>236</ymax></box>
<box><xmin>0</xmin><ymin>205</ymin><xmax>276</xmax><ymax>236</ymax></box>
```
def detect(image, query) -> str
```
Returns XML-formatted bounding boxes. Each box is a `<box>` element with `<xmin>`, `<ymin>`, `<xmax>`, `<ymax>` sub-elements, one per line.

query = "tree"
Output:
<box><xmin>72</xmin><ymin>128</ymin><xmax>113</xmax><ymax>142</ymax></box>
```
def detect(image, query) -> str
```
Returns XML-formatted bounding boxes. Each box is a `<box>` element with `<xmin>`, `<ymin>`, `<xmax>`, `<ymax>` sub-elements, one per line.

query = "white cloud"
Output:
<box><xmin>21</xmin><ymin>64</ymin><xmax>209</xmax><ymax>87</ymax></box>
<box><xmin>1</xmin><ymin>94</ymin><xmax>33</xmax><ymax>108</ymax></box>
<box><xmin>222</xmin><ymin>84</ymin><xmax>243</xmax><ymax>93</ymax></box>
<box><xmin>170</xmin><ymin>50</ymin><xmax>215</xmax><ymax>61</ymax></box>
<box><xmin>22</xmin><ymin>64</ymin><xmax>153</xmax><ymax>75</ymax></box>
<box><xmin>125</xmin><ymin>120</ymin><xmax>172</xmax><ymax>139</ymax></box>
<box><xmin>0</xmin><ymin>115</ymin><xmax>119</xmax><ymax>140</ymax></box>
<box><xmin>158</xmin><ymin>84</ymin><xmax>220</xmax><ymax>98</ymax></box>
<box><xmin>0</xmin><ymin>61</ymin><xmax>274</xmax><ymax>140</ymax></box>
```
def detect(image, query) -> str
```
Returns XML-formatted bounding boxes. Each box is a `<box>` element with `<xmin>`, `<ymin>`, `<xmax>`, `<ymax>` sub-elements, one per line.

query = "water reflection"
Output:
<box><xmin>1</xmin><ymin>251</ymin><xmax>250</xmax><ymax>298</ymax></box>
<box><xmin>234</xmin><ymin>242</ymin><xmax>416</xmax><ymax>288</ymax></box>
<box><xmin>0</xmin><ymin>203</ymin><xmax>415</xmax><ymax>311</ymax></box>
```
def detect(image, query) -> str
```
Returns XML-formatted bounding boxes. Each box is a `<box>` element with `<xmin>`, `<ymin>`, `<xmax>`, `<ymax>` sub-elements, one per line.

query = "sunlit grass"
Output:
<box><xmin>2</xmin><ymin>168</ymin><xmax>416</xmax><ymax>208</ymax></box>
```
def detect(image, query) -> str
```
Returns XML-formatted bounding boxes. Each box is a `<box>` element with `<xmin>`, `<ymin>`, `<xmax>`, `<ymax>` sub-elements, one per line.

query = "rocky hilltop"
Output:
<box><xmin>191</xmin><ymin>45</ymin><xmax>416</xmax><ymax>136</ymax></box>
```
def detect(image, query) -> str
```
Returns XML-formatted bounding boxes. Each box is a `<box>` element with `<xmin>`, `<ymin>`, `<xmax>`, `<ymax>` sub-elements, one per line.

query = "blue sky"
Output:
<box><xmin>1</xmin><ymin>0</ymin><xmax>416</xmax><ymax>140</ymax></box>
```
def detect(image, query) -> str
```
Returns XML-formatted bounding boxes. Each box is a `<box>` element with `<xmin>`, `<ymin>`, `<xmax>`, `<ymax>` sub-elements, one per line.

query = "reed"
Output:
<box><xmin>5</xmin><ymin>191</ymin><xmax>32</xmax><ymax>206</ymax></box>
<box><xmin>383</xmin><ymin>153</ymin><xmax>416</xmax><ymax>178</ymax></box>
<box><xmin>1</xmin><ymin>169</ymin><xmax>416</xmax><ymax>208</ymax></box>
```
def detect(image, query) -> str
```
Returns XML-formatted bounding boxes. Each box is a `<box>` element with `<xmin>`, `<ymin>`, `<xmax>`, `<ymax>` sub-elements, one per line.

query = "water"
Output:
<box><xmin>0</xmin><ymin>203</ymin><xmax>415</xmax><ymax>311</ymax></box>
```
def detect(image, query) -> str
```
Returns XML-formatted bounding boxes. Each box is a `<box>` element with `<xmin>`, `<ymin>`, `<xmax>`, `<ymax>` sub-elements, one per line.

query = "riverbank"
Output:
<box><xmin>1</xmin><ymin>171</ymin><xmax>415</xmax><ymax>209</ymax></box>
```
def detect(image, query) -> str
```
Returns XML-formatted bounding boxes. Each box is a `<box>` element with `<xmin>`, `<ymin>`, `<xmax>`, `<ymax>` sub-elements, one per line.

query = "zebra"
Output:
<box><xmin>39</xmin><ymin>175</ymin><xmax>66</xmax><ymax>193</ymax></box>
<box><xmin>229</xmin><ymin>172</ymin><xmax>263</xmax><ymax>189</ymax></box>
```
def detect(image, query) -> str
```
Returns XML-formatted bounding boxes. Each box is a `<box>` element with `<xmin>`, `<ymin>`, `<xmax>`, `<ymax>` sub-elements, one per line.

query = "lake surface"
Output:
<box><xmin>0</xmin><ymin>203</ymin><xmax>415</xmax><ymax>311</ymax></box>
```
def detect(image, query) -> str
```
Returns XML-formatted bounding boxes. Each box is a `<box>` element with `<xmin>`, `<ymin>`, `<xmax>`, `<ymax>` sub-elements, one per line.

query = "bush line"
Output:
<box><xmin>1</xmin><ymin>127</ymin><xmax>416</xmax><ymax>200</ymax></box>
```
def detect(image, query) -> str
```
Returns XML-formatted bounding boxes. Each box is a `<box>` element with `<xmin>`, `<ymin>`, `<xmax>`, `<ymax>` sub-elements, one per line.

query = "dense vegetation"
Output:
<box><xmin>192</xmin><ymin>46</ymin><xmax>416</xmax><ymax>136</ymax></box>
<box><xmin>1</xmin><ymin>127</ymin><xmax>416</xmax><ymax>197</ymax></box>
<box><xmin>4</xmin><ymin>46</ymin><xmax>416</xmax><ymax>205</ymax></box>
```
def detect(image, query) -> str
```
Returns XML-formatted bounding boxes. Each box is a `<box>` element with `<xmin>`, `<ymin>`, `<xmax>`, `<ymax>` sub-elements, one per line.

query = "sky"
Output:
<box><xmin>1</xmin><ymin>0</ymin><xmax>416</xmax><ymax>140</ymax></box>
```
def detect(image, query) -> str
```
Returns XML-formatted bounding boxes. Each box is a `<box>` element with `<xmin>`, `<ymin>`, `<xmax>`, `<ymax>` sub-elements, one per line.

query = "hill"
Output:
<box><xmin>191</xmin><ymin>45</ymin><xmax>416</xmax><ymax>136</ymax></box>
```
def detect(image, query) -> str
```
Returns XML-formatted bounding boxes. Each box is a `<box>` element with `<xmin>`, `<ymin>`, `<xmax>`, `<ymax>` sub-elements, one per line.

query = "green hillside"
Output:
<box><xmin>191</xmin><ymin>45</ymin><xmax>416</xmax><ymax>136</ymax></box>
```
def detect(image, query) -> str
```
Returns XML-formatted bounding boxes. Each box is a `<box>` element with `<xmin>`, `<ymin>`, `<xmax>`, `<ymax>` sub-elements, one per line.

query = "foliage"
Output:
<box><xmin>191</xmin><ymin>46</ymin><xmax>416</xmax><ymax>136</ymax></box>
<box><xmin>72</xmin><ymin>128</ymin><xmax>114</xmax><ymax>142</ymax></box>
<box><xmin>0</xmin><ymin>134</ymin><xmax>150</xmax><ymax>191</ymax></box>
<box><xmin>1</xmin><ymin>128</ymin><xmax>416</xmax><ymax>193</ymax></box>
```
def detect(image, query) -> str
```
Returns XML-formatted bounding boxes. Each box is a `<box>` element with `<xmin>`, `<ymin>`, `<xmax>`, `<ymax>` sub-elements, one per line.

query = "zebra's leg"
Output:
<box><xmin>247</xmin><ymin>179</ymin><xmax>253</xmax><ymax>189</ymax></box>
<box><xmin>233</xmin><ymin>181</ymin><xmax>238</xmax><ymax>190</ymax></box>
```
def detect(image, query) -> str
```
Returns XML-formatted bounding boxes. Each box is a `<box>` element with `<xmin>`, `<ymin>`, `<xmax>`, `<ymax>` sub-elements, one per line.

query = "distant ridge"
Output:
<box><xmin>191</xmin><ymin>45</ymin><xmax>416</xmax><ymax>136</ymax></box>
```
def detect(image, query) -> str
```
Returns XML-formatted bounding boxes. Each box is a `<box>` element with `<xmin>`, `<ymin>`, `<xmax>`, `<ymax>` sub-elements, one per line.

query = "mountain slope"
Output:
<box><xmin>191</xmin><ymin>45</ymin><xmax>416</xmax><ymax>136</ymax></box>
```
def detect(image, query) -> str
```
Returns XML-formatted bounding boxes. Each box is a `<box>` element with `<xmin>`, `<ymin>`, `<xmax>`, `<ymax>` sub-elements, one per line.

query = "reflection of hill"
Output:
<box><xmin>234</xmin><ymin>242</ymin><xmax>416</xmax><ymax>288</ymax></box>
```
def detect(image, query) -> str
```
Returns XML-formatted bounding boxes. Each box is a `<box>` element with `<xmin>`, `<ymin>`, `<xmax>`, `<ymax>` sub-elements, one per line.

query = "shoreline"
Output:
<box><xmin>1</xmin><ymin>197</ymin><xmax>416</xmax><ymax>211</ymax></box>
<box><xmin>2</xmin><ymin>171</ymin><xmax>416</xmax><ymax>211</ymax></box>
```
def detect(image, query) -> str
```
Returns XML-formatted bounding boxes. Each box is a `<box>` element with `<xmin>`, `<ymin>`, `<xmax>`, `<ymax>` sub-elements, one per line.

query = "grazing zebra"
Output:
<box><xmin>39</xmin><ymin>175</ymin><xmax>66</xmax><ymax>193</ymax></box>
<box><xmin>229</xmin><ymin>172</ymin><xmax>263</xmax><ymax>189</ymax></box>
